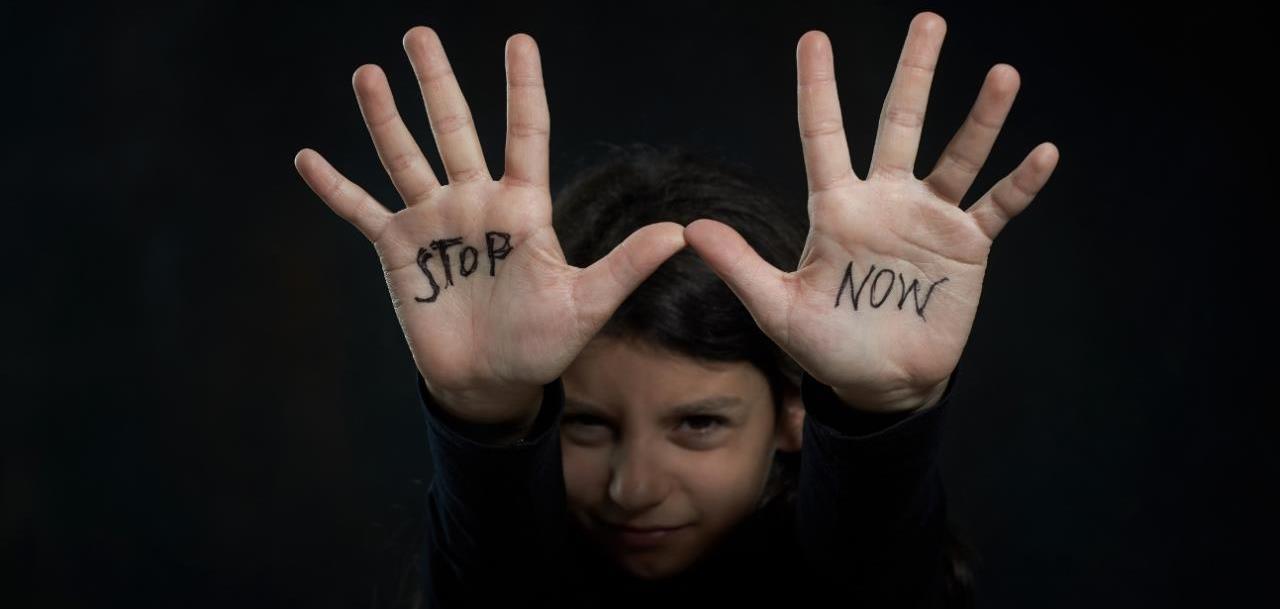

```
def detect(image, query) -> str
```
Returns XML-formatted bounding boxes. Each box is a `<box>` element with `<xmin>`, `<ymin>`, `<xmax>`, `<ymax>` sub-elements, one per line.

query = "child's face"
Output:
<box><xmin>560</xmin><ymin>335</ymin><xmax>803</xmax><ymax>581</ymax></box>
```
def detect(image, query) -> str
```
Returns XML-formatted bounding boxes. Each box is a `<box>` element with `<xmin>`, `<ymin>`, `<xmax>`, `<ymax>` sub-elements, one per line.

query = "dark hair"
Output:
<box><xmin>553</xmin><ymin>141</ymin><xmax>978</xmax><ymax>606</ymax></box>
<box><xmin>368</xmin><ymin>142</ymin><xmax>978</xmax><ymax>608</ymax></box>
<box><xmin>552</xmin><ymin>141</ymin><xmax>808</xmax><ymax>510</ymax></box>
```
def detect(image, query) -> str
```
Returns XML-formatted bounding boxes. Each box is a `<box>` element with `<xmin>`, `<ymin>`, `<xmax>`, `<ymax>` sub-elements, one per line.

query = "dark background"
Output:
<box><xmin>5</xmin><ymin>0</ymin><xmax>1275</xmax><ymax>607</ymax></box>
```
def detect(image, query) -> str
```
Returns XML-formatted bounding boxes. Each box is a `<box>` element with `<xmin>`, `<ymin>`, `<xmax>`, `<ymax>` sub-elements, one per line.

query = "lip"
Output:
<box><xmin>605</xmin><ymin>523</ymin><xmax>688</xmax><ymax>548</ymax></box>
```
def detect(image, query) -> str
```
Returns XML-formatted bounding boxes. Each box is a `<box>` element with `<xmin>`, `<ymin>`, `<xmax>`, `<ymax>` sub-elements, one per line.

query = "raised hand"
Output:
<box><xmin>684</xmin><ymin>12</ymin><xmax>1059</xmax><ymax>413</ymax></box>
<box><xmin>294</xmin><ymin>28</ymin><xmax>685</xmax><ymax>428</ymax></box>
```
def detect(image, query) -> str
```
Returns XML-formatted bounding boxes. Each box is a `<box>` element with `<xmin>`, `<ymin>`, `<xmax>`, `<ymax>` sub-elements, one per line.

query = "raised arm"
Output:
<box><xmin>294</xmin><ymin>27</ymin><xmax>687</xmax><ymax>607</ymax></box>
<box><xmin>684</xmin><ymin>10</ymin><xmax>1058</xmax><ymax>605</ymax></box>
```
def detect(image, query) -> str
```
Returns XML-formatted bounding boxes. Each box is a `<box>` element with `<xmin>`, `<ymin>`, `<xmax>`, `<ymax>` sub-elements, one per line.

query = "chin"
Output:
<box><xmin>615</xmin><ymin>554</ymin><xmax>688</xmax><ymax>581</ymax></box>
<box><xmin>610</xmin><ymin>538</ymin><xmax>707</xmax><ymax>582</ymax></box>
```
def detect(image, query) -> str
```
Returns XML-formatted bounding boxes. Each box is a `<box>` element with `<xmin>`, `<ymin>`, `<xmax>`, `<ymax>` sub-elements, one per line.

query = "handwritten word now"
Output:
<box><xmin>834</xmin><ymin>260</ymin><xmax>949</xmax><ymax>321</ymax></box>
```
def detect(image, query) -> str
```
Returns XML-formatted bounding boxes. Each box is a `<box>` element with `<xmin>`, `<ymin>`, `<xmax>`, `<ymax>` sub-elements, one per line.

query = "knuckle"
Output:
<box><xmin>430</xmin><ymin>111</ymin><xmax>473</xmax><ymax>136</ymax></box>
<box><xmin>449</xmin><ymin>166</ymin><xmax>487</xmax><ymax>183</ymax></box>
<box><xmin>943</xmin><ymin>148</ymin><xmax>983</xmax><ymax>175</ymax></box>
<box><xmin>501</xmin><ymin>173</ymin><xmax>542</xmax><ymax>190</ymax></box>
<box><xmin>883</xmin><ymin>105</ymin><xmax>925</xmax><ymax>130</ymax></box>
<box><xmin>800</xmin><ymin>116</ymin><xmax>845</xmax><ymax>140</ymax></box>
<box><xmin>507</xmin><ymin>120</ymin><xmax>548</xmax><ymax>138</ymax></box>
<box><xmin>383</xmin><ymin>149</ymin><xmax>420</xmax><ymax>175</ymax></box>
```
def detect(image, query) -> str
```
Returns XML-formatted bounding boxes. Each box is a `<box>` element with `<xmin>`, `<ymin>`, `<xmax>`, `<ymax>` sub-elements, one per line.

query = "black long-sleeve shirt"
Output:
<box><xmin>415</xmin><ymin>363</ymin><xmax>961</xmax><ymax>609</ymax></box>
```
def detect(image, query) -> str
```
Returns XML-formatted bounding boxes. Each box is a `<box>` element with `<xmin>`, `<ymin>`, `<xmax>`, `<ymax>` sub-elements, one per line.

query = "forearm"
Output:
<box><xmin>418</xmin><ymin>371</ymin><xmax>570</xmax><ymax>606</ymax></box>
<box><xmin>795</xmin><ymin>365</ymin><xmax>959</xmax><ymax>606</ymax></box>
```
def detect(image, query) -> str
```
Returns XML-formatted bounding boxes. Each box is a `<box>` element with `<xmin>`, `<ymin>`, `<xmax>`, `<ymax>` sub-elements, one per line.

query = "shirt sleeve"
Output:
<box><xmin>795</xmin><ymin>361</ymin><xmax>961</xmax><ymax>608</ymax></box>
<box><xmin>416</xmin><ymin>370</ymin><xmax>572</xmax><ymax>609</ymax></box>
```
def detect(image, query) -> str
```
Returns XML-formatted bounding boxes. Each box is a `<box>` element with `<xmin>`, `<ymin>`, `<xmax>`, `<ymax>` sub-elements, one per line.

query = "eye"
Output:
<box><xmin>680</xmin><ymin>415</ymin><xmax>727</xmax><ymax>435</ymax></box>
<box><xmin>562</xmin><ymin>414</ymin><xmax>606</xmax><ymax>427</ymax></box>
<box><xmin>560</xmin><ymin>415</ymin><xmax>727</xmax><ymax>440</ymax></box>
<box><xmin>560</xmin><ymin>414</ymin><xmax>614</xmax><ymax>444</ymax></box>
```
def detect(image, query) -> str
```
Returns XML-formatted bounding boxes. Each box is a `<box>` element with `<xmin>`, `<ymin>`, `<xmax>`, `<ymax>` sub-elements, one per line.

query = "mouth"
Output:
<box><xmin>602</xmin><ymin>521</ymin><xmax>690</xmax><ymax>548</ymax></box>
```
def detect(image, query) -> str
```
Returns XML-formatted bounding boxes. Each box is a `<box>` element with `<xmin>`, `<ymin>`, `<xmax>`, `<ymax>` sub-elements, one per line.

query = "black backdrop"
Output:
<box><xmin>5</xmin><ymin>1</ymin><xmax>1276</xmax><ymax>607</ymax></box>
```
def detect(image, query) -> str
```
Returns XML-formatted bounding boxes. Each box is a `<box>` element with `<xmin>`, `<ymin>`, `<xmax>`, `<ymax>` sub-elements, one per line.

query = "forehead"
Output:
<box><xmin>562</xmin><ymin>336</ymin><xmax>769</xmax><ymax>414</ymax></box>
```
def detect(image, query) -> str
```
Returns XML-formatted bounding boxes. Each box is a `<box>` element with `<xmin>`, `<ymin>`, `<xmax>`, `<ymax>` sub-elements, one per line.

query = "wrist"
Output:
<box><xmin>431</xmin><ymin>382</ymin><xmax>544</xmax><ymax>430</ymax></box>
<box><xmin>831</xmin><ymin>377</ymin><xmax>949</xmax><ymax>414</ymax></box>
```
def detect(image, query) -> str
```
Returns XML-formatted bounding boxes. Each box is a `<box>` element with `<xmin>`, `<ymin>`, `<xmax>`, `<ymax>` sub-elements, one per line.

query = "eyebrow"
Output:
<box><xmin>564</xmin><ymin>396</ymin><xmax>744</xmax><ymax>419</ymax></box>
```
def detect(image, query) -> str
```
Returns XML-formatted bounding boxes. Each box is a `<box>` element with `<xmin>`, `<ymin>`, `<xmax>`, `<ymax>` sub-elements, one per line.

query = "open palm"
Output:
<box><xmin>294</xmin><ymin>28</ymin><xmax>684</xmax><ymax>426</ymax></box>
<box><xmin>686</xmin><ymin>12</ymin><xmax>1060</xmax><ymax>413</ymax></box>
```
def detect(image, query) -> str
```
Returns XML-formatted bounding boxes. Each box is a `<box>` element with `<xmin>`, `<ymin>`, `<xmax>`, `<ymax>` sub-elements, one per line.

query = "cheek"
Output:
<box><xmin>682</xmin><ymin>433</ymin><xmax>781</xmax><ymax>534</ymax></box>
<box><xmin>561</xmin><ymin>444</ymin><xmax>609</xmax><ymax>508</ymax></box>
<box><xmin>690</xmin><ymin>449</ymin><xmax>769</xmax><ymax>517</ymax></box>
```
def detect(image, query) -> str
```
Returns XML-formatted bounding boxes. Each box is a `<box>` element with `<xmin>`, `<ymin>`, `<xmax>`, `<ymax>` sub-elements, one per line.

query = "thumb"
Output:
<box><xmin>683</xmin><ymin>218</ymin><xmax>790</xmax><ymax>337</ymax></box>
<box><xmin>573</xmin><ymin>221</ymin><xmax>688</xmax><ymax>327</ymax></box>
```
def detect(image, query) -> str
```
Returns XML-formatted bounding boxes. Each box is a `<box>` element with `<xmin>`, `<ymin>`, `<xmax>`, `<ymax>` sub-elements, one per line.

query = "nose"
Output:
<box><xmin>606</xmin><ymin>441</ymin><xmax>669</xmax><ymax>513</ymax></box>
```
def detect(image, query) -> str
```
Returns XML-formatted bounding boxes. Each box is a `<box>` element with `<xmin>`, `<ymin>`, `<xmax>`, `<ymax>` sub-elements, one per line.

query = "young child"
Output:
<box><xmin>413</xmin><ymin>142</ymin><xmax>972</xmax><ymax>609</ymax></box>
<box><xmin>294</xmin><ymin>11</ymin><xmax>1057</xmax><ymax>608</ymax></box>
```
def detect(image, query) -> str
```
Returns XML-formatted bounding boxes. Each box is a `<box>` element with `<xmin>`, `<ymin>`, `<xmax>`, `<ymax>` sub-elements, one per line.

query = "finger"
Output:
<box><xmin>573</xmin><ymin>222</ymin><xmax>687</xmax><ymax>328</ymax></box>
<box><xmin>683</xmin><ymin>219</ymin><xmax>790</xmax><ymax>339</ymax></box>
<box><xmin>967</xmin><ymin>142</ymin><xmax>1060</xmax><ymax>242</ymax></box>
<box><xmin>402</xmin><ymin>26</ymin><xmax>491</xmax><ymax>185</ymax></box>
<box><xmin>868</xmin><ymin>12</ymin><xmax>946</xmax><ymax>180</ymax></box>
<box><xmin>797</xmin><ymin>30</ymin><xmax>858</xmax><ymax>194</ymax></box>
<box><xmin>294</xmin><ymin>148</ymin><xmax>394</xmax><ymax>242</ymax></box>
<box><xmin>351</xmin><ymin>64</ymin><xmax>442</xmax><ymax>206</ymax></box>
<box><xmin>500</xmin><ymin>33</ymin><xmax>551</xmax><ymax>191</ymax></box>
<box><xmin>923</xmin><ymin>64</ymin><xmax>1020</xmax><ymax>206</ymax></box>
